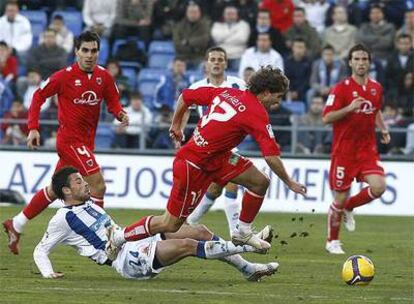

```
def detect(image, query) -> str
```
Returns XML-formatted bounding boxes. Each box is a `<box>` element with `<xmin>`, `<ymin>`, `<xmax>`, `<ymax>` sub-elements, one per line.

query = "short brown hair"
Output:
<box><xmin>247</xmin><ymin>66</ymin><xmax>289</xmax><ymax>95</ymax></box>
<box><xmin>205</xmin><ymin>46</ymin><xmax>227</xmax><ymax>61</ymax></box>
<box><xmin>348</xmin><ymin>44</ymin><xmax>372</xmax><ymax>62</ymax></box>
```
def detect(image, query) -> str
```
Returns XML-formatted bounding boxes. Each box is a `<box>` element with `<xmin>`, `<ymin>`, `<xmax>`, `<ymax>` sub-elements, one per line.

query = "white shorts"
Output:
<box><xmin>112</xmin><ymin>234</ymin><xmax>165</xmax><ymax>280</ymax></box>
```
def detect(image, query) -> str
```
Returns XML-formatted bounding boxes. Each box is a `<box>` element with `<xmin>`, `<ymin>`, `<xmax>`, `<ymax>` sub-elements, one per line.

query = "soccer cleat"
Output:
<box><xmin>244</xmin><ymin>262</ymin><xmax>279</xmax><ymax>282</ymax></box>
<box><xmin>232</xmin><ymin>227</ymin><xmax>271</xmax><ymax>251</ymax></box>
<box><xmin>343</xmin><ymin>210</ymin><xmax>356</xmax><ymax>232</ymax></box>
<box><xmin>255</xmin><ymin>225</ymin><xmax>274</xmax><ymax>244</ymax></box>
<box><xmin>105</xmin><ymin>224</ymin><xmax>123</xmax><ymax>261</ymax></box>
<box><xmin>325</xmin><ymin>240</ymin><xmax>345</xmax><ymax>254</ymax></box>
<box><xmin>2</xmin><ymin>219</ymin><xmax>21</xmax><ymax>255</ymax></box>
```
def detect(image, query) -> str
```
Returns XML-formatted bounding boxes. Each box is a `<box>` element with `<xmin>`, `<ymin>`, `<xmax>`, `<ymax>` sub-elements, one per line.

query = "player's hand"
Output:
<box><xmin>46</xmin><ymin>272</ymin><xmax>64</xmax><ymax>279</ymax></box>
<box><xmin>169</xmin><ymin>125</ymin><xmax>184</xmax><ymax>149</ymax></box>
<box><xmin>380</xmin><ymin>130</ymin><xmax>391</xmax><ymax>144</ymax></box>
<box><xmin>288</xmin><ymin>180</ymin><xmax>307</xmax><ymax>197</ymax></box>
<box><xmin>348</xmin><ymin>97</ymin><xmax>365</xmax><ymax>112</ymax></box>
<box><xmin>27</xmin><ymin>129</ymin><xmax>41</xmax><ymax>150</ymax></box>
<box><xmin>118</xmin><ymin>112</ymin><xmax>129</xmax><ymax>127</ymax></box>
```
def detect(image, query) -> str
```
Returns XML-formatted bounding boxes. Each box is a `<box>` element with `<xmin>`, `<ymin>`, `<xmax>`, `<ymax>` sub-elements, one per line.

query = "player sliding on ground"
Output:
<box><xmin>33</xmin><ymin>167</ymin><xmax>278</xmax><ymax>281</ymax></box>
<box><xmin>117</xmin><ymin>66</ymin><xmax>307</xmax><ymax>252</ymax></box>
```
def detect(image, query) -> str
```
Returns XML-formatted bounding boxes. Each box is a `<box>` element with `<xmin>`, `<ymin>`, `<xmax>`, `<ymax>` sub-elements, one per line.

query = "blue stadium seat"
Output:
<box><xmin>112</xmin><ymin>39</ymin><xmax>145</xmax><ymax>57</ymax></box>
<box><xmin>138</xmin><ymin>68</ymin><xmax>168</xmax><ymax>82</ymax></box>
<box><xmin>97</xmin><ymin>38</ymin><xmax>109</xmax><ymax>65</ymax></box>
<box><xmin>138</xmin><ymin>80</ymin><xmax>160</xmax><ymax>109</ymax></box>
<box><xmin>20</xmin><ymin>10</ymin><xmax>47</xmax><ymax>43</ymax></box>
<box><xmin>186</xmin><ymin>69</ymin><xmax>203</xmax><ymax>83</ymax></box>
<box><xmin>119</xmin><ymin>61</ymin><xmax>142</xmax><ymax>71</ymax></box>
<box><xmin>122</xmin><ymin>67</ymin><xmax>138</xmax><ymax>90</ymax></box>
<box><xmin>95</xmin><ymin>124</ymin><xmax>114</xmax><ymax>149</ymax></box>
<box><xmin>51</xmin><ymin>11</ymin><xmax>83</xmax><ymax>36</ymax></box>
<box><xmin>282</xmin><ymin>101</ymin><xmax>306</xmax><ymax>115</ymax></box>
<box><xmin>148</xmin><ymin>40</ymin><xmax>175</xmax><ymax>55</ymax></box>
<box><xmin>148</xmin><ymin>53</ymin><xmax>174</xmax><ymax>69</ymax></box>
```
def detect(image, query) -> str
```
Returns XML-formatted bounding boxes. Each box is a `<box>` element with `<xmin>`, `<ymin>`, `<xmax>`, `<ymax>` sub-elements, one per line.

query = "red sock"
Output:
<box><xmin>327</xmin><ymin>202</ymin><xmax>343</xmax><ymax>241</ymax></box>
<box><xmin>344</xmin><ymin>187</ymin><xmax>377</xmax><ymax>211</ymax></box>
<box><xmin>91</xmin><ymin>195</ymin><xmax>104</xmax><ymax>208</ymax></box>
<box><xmin>239</xmin><ymin>190</ymin><xmax>264</xmax><ymax>223</ymax></box>
<box><xmin>23</xmin><ymin>188</ymin><xmax>53</xmax><ymax>219</ymax></box>
<box><xmin>124</xmin><ymin>216</ymin><xmax>153</xmax><ymax>241</ymax></box>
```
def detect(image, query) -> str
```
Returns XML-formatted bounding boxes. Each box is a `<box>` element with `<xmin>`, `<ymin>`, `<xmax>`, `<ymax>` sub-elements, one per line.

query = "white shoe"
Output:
<box><xmin>232</xmin><ymin>227</ymin><xmax>271</xmax><ymax>251</ymax></box>
<box><xmin>343</xmin><ymin>210</ymin><xmax>356</xmax><ymax>232</ymax></box>
<box><xmin>105</xmin><ymin>225</ymin><xmax>123</xmax><ymax>261</ymax></box>
<box><xmin>244</xmin><ymin>262</ymin><xmax>279</xmax><ymax>282</ymax></box>
<box><xmin>325</xmin><ymin>240</ymin><xmax>345</xmax><ymax>254</ymax></box>
<box><xmin>255</xmin><ymin>225</ymin><xmax>274</xmax><ymax>244</ymax></box>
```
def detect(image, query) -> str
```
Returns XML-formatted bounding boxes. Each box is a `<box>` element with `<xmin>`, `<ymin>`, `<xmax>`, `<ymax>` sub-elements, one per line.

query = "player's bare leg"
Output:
<box><xmin>186</xmin><ymin>182</ymin><xmax>223</xmax><ymax>226</ymax></box>
<box><xmin>229</xmin><ymin>165</ymin><xmax>271</xmax><ymax>250</ymax></box>
<box><xmin>343</xmin><ymin>174</ymin><xmax>386</xmax><ymax>232</ymax></box>
<box><xmin>84</xmin><ymin>171</ymin><xmax>107</xmax><ymax>208</ymax></box>
<box><xmin>326</xmin><ymin>190</ymin><xmax>349</xmax><ymax>254</ymax></box>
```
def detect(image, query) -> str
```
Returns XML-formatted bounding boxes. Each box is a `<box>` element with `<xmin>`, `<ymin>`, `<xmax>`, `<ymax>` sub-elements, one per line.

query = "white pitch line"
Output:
<box><xmin>7</xmin><ymin>287</ymin><xmax>413</xmax><ymax>302</ymax></box>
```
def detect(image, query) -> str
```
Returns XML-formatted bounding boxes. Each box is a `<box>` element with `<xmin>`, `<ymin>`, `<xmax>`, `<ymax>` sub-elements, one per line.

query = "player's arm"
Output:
<box><xmin>33</xmin><ymin>217</ymin><xmax>68</xmax><ymax>279</ymax></box>
<box><xmin>27</xmin><ymin>73</ymin><xmax>62</xmax><ymax>149</ymax></box>
<box><xmin>104</xmin><ymin>73</ymin><xmax>129</xmax><ymax>127</ymax></box>
<box><xmin>322</xmin><ymin>96</ymin><xmax>365</xmax><ymax>124</ymax></box>
<box><xmin>169</xmin><ymin>94</ymin><xmax>189</xmax><ymax>148</ymax></box>
<box><xmin>375</xmin><ymin>111</ymin><xmax>391</xmax><ymax>144</ymax></box>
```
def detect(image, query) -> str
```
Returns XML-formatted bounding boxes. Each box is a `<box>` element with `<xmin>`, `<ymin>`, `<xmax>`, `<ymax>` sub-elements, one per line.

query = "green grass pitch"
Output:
<box><xmin>0</xmin><ymin>206</ymin><xmax>413</xmax><ymax>304</ymax></box>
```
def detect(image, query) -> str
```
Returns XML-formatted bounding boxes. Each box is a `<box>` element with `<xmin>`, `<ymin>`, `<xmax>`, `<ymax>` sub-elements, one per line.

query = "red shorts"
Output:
<box><xmin>167</xmin><ymin>152</ymin><xmax>253</xmax><ymax>218</ymax></box>
<box><xmin>55</xmin><ymin>141</ymin><xmax>100</xmax><ymax>176</ymax></box>
<box><xmin>329</xmin><ymin>154</ymin><xmax>384</xmax><ymax>191</ymax></box>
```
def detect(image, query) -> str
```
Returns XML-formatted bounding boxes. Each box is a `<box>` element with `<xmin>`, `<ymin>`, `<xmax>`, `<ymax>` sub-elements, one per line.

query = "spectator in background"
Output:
<box><xmin>285</xmin><ymin>7</ymin><xmax>321</xmax><ymax>60</ymax></box>
<box><xmin>1</xmin><ymin>99</ymin><xmax>28</xmax><ymax>146</ymax></box>
<box><xmin>249</xmin><ymin>9</ymin><xmax>288</xmax><ymax>57</ymax></box>
<box><xmin>27</xmin><ymin>28</ymin><xmax>67</xmax><ymax>80</ymax></box>
<box><xmin>235</xmin><ymin>0</ymin><xmax>259</xmax><ymax>28</ymax></box>
<box><xmin>397</xmin><ymin>10</ymin><xmax>414</xmax><ymax>48</ymax></box>
<box><xmin>173</xmin><ymin>2</ymin><xmax>211</xmax><ymax>69</ymax></box>
<box><xmin>39</xmin><ymin>15</ymin><xmax>74</xmax><ymax>54</ymax></box>
<box><xmin>242</xmin><ymin>66</ymin><xmax>255</xmax><ymax>83</ymax></box>
<box><xmin>368</xmin><ymin>55</ymin><xmax>385</xmax><ymax>85</ymax></box>
<box><xmin>106</xmin><ymin>59</ymin><xmax>131</xmax><ymax>107</ymax></box>
<box><xmin>17</xmin><ymin>69</ymin><xmax>51</xmax><ymax>112</ymax></box>
<box><xmin>259</xmin><ymin>0</ymin><xmax>294</xmax><ymax>33</ymax></box>
<box><xmin>238</xmin><ymin>32</ymin><xmax>284</xmax><ymax>78</ymax></box>
<box><xmin>284</xmin><ymin>38</ymin><xmax>311</xmax><ymax>102</ymax></box>
<box><xmin>111</xmin><ymin>0</ymin><xmax>154</xmax><ymax>46</ymax></box>
<box><xmin>0</xmin><ymin>77</ymin><xmax>14</xmax><ymax>116</ymax></box>
<box><xmin>356</xmin><ymin>4</ymin><xmax>395</xmax><ymax>64</ymax></box>
<box><xmin>0</xmin><ymin>1</ymin><xmax>32</xmax><ymax>56</ymax></box>
<box><xmin>307</xmin><ymin>44</ymin><xmax>347</xmax><ymax>105</ymax></box>
<box><xmin>149</xmin><ymin>105</ymin><xmax>174</xmax><ymax>149</ymax></box>
<box><xmin>385</xmin><ymin>34</ymin><xmax>413</xmax><ymax>97</ymax></box>
<box><xmin>297</xmin><ymin>94</ymin><xmax>328</xmax><ymax>154</ymax></box>
<box><xmin>297</xmin><ymin>0</ymin><xmax>330</xmax><ymax>34</ymax></box>
<box><xmin>112</xmin><ymin>91</ymin><xmax>152</xmax><ymax>149</ymax></box>
<box><xmin>83</xmin><ymin>0</ymin><xmax>116</xmax><ymax>37</ymax></box>
<box><xmin>387</xmin><ymin>72</ymin><xmax>414</xmax><ymax>116</ymax></box>
<box><xmin>269</xmin><ymin>104</ymin><xmax>292</xmax><ymax>152</ymax></box>
<box><xmin>0</xmin><ymin>40</ymin><xmax>18</xmax><ymax>83</ymax></box>
<box><xmin>211</xmin><ymin>5</ymin><xmax>250</xmax><ymax>71</ymax></box>
<box><xmin>155</xmin><ymin>58</ymin><xmax>190</xmax><ymax>110</ymax></box>
<box><xmin>152</xmin><ymin>0</ymin><xmax>187</xmax><ymax>39</ymax></box>
<box><xmin>323</xmin><ymin>5</ymin><xmax>357</xmax><ymax>60</ymax></box>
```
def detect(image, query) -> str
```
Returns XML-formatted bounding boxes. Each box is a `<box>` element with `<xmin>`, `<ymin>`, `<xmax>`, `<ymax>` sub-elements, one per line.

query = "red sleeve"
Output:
<box><xmin>28</xmin><ymin>71</ymin><xmax>63</xmax><ymax>130</ymax></box>
<box><xmin>182</xmin><ymin>87</ymin><xmax>224</xmax><ymax>107</ymax></box>
<box><xmin>323</xmin><ymin>83</ymin><xmax>345</xmax><ymax>117</ymax></box>
<box><xmin>103</xmin><ymin>72</ymin><xmax>123</xmax><ymax>119</ymax></box>
<box><xmin>244</xmin><ymin>110</ymin><xmax>281</xmax><ymax>157</ymax></box>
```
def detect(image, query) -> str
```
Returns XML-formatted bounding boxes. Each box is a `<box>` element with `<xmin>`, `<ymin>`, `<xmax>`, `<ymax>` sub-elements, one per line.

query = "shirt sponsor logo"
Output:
<box><xmin>266</xmin><ymin>124</ymin><xmax>275</xmax><ymax>138</ymax></box>
<box><xmin>75</xmin><ymin>79</ymin><xmax>82</xmax><ymax>86</ymax></box>
<box><xmin>356</xmin><ymin>100</ymin><xmax>375</xmax><ymax>114</ymax></box>
<box><xmin>73</xmin><ymin>90</ymin><xmax>101</xmax><ymax>106</ymax></box>
<box><xmin>193</xmin><ymin>127</ymin><xmax>209</xmax><ymax>147</ymax></box>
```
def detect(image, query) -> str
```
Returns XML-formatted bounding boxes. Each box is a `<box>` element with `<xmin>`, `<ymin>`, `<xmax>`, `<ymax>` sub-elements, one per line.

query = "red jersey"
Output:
<box><xmin>260</xmin><ymin>0</ymin><xmax>295</xmax><ymax>33</ymax></box>
<box><xmin>28</xmin><ymin>63</ymin><xmax>123</xmax><ymax>149</ymax></box>
<box><xmin>178</xmin><ymin>87</ymin><xmax>280</xmax><ymax>171</ymax></box>
<box><xmin>323</xmin><ymin>77</ymin><xmax>383</xmax><ymax>159</ymax></box>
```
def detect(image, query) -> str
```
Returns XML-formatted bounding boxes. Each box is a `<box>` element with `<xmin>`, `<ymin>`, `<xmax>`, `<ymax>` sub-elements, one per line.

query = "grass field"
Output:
<box><xmin>0</xmin><ymin>206</ymin><xmax>413</xmax><ymax>304</ymax></box>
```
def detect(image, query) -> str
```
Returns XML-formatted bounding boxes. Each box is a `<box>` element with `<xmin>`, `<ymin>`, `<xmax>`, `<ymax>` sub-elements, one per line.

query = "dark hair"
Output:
<box><xmin>52</xmin><ymin>167</ymin><xmax>79</xmax><ymax>200</ymax></box>
<box><xmin>53</xmin><ymin>14</ymin><xmax>64</xmax><ymax>21</ymax></box>
<box><xmin>5</xmin><ymin>0</ymin><xmax>18</xmax><ymax>7</ymax></box>
<box><xmin>292</xmin><ymin>37</ymin><xmax>306</xmax><ymax>45</ymax></box>
<box><xmin>0</xmin><ymin>41</ymin><xmax>8</xmax><ymax>47</ymax></box>
<box><xmin>248</xmin><ymin>66</ymin><xmax>289</xmax><ymax>95</ymax></box>
<box><xmin>322</xmin><ymin>44</ymin><xmax>335</xmax><ymax>52</ymax></box>
<box><xmin>258</xmin><ymin>9</ymin><xmax>271</xmax><ymax>16</ymax></box>
<box><xmin>205</xmin><ymin>46</ymin><xmax>227</xmax><ymax>61</ymax></box>
<box><xmin>75</xmin><ymin>31</ymin><xmax>100</xmax><ymax>50</ymax></box>
<box><xmin>397</xmin><ymin>33</ymin><xmax>413</xmax><ymax>42</ymax></box>
<box><xmin>369</xmin><ymin>3</ymin><xmax>384</xmax><ymax>14</ymax></box>
<box><xmin>348</xmin><ymin>44</ymin><xmax>372</xmax><ymax>62</ymax></box>
<box><xmin>130</xmin><ymin>91</ymin><xmax>143</xmax><ymax>100</ymax></box>
<box><xmin>294</xmin><ymin>7</ymin><xmax>306</xmax><ymax>14</ymax></box>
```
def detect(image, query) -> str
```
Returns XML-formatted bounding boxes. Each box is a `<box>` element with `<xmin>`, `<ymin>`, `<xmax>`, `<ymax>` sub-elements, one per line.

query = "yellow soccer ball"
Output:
<box><xmin>342</xmin><ymin>255</ymin><xmax>375</xmax><ymax>286</ymax></box>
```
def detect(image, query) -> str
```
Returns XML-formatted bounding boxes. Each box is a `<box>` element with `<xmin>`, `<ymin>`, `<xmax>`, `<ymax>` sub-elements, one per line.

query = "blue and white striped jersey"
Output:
<box><xmin>33</xmin><ymin>202</ymin><xmax>114</xmax><ymax>277</ymax></box>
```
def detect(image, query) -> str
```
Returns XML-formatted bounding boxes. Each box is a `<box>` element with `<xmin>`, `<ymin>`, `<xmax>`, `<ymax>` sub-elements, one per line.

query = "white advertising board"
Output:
<box><xmin>0</xmin><ymin>151</ymin><xmax>412</xmax><ymax>215</ymax></box>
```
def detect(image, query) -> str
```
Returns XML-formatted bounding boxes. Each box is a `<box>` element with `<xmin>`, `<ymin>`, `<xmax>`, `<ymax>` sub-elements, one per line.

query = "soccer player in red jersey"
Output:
<box><xmin>3</xmin><ymin>31</ymin><xmax>129</xmax><ymax>254</ymax></box>
<box><xmin>323</xmin><ymin>44</ymin><xmax>390</xmax><ymax>254</ymax></box>
<box><xmin>107</xmin><ymin>67</ymin><xmax>307</xmax><ymax>251</ymax></box>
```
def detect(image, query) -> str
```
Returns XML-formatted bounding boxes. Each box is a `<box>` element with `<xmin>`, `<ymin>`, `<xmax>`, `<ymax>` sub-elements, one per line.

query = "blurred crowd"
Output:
<box><xmin>0</xmin><ymin>0</ymin><xmax>413</xmax><ymax>155</ymax></box>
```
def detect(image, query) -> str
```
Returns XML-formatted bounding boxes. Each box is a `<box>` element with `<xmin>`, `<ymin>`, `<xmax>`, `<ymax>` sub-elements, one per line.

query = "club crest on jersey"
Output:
<box><xmin>370</xmin><ymin>88</ymin><xmax>377</xmax><ymax>96</ymax></box>
<box><xmin>96</xmin><ymin>77</ymin><xmax>102</xmax><ymax>85</ymax></box>
<box><xmin>73</xmin><ymin>90</ymin><xmax>101</xmax><ymax>106</ymax></box>
<box><xmin>75</xmin><ymin>79</ymin><xmax>82</xmax><ymax>86</ymax></box>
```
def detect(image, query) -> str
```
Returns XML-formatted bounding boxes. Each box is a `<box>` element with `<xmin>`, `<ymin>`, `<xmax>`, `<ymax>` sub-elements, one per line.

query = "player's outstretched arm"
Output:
<box><xmin>375</xmin><ymin>111</ymin><xmax>391</xmax><ymax>144</ymax></box>
<box><xmin>322</xmin><ymin>97</ymin><xmax>365</xmax><ymax>124</ymax></box>
<box><xmin>265</xmin><ymin>155</ymin><xmax>307</xmax><ymax>196</ymax></box>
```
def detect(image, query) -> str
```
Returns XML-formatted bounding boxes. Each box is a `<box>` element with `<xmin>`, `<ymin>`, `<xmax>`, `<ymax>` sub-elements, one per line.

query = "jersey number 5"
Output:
<box><xmin>201</xmin><ymin>96</ymin><xmax>237</xmax><ymax>128</ymax></box>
